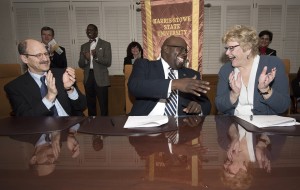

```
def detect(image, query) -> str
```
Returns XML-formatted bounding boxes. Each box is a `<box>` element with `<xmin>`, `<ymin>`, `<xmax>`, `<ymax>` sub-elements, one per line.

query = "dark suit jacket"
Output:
<box><xmin>128</xmin><ymin>59</ymin><xmax>211</xmax><ymax>116</ymax></box>
<box><xmin>260</xmin><ymin>47</ymin><xmax>276</xmax><ymax>56</ymax></box>
<box><xmin>124</xmin><ymin>56</ymin><xmax>133</xmax><ymax>65</ymax></box>
<box><xmin>50</xmin><ymin>46</ymin><xmax>67</xmax><ymax>68</ymax></box>
<box><xmin>4</xmin><ymin>68</ymin><xmax>86</xmax><ymax>116</ymax></box>
<box><xmin>78</xmin><ymin>38</ymin><xmax>112</xmax><ymax>87</ymax></box>
<box><xmin>215</xmin><ymin>55</ymin><xmax>290</xmax><ymax>115</ymax></box>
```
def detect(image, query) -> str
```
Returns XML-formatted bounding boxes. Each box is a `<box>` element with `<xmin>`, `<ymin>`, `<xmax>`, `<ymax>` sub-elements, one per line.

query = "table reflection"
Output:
<box><xmin>0</xmin><ymin>115</ymin><xmax>300</xmax><ymax>190</ymax></box>
<box><xmin>215</xmin><ymin>116</ymin><xmax>287</xmax><ymax>189</ymax></box>
<box><xmin>10</xmin><ymin>125</ymin><xmax>80</xmax><ymax>176</ymax></box>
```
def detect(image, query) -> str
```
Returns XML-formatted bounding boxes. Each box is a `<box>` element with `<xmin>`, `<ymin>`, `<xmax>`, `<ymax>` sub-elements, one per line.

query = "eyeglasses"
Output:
<box><xmin>35</xmin><ymin>160</ymin><xmax>58</xmax><ymax>166</ymax></box>
<box><xmin>224</xmin><ymin>45</ymin><xmax>240</xmax><ymax>52</ymax></box>
<box><xmin>167</xmin><ymin>45</ymin><xmax>188</xmax><ymax>54</ymax></box>
<box><xmin>23</xmin><ymin>52</ymin><xmax>50</xmax><ymax>59</ymax></box>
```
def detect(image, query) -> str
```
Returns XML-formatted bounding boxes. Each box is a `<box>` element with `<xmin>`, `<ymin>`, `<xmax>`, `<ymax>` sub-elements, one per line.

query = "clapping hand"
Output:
<box><xmin>258</xmin><ymin>66</ymin><xmax>276</xmax><ymax>90</ymax></box>
<box><xmin>63</xmin><ymin>67</ymin><xmax>76</xmax><ymax>91</ymax></box>
<box><xmin>51</xmin><ymin>131</ymin><xmax>61</xmax><ymax>159</ymax></box>
<box><xmin>228</xmin><ymin>71</ymin><xmax>241</xmax><ymax>95</ymax></box>
<box><xmin>45</xmin><ymin>70</ymin><xmax>57</xmax><ymax>102</ymax></box>
<box><xmin>67</xmin><ymin>134</ymin><xmax>80</xmax><ymax>158</ymax></box>
<box><xmin>255</xmin><ymin>144</ymin><xmax>271</xmax><ymax>173</ymax></box>
<box><xmin>82</xmin><ymin>51</ymin><xmax>91</xmax><ymax>61</ymax></box>
<box><xmin>228</xmin><ymin>71</ymin><xmax>242</xmax><ymax>103</ymax></box>
<box><xmin>227</xmin><ymin>139</ymin><xmax>240</xmax><ymax>161</ymax></box>
<box><xmin>91</xmin><ymin>49</ymin><xmax>97</xmax><ymax>57</ymax></box>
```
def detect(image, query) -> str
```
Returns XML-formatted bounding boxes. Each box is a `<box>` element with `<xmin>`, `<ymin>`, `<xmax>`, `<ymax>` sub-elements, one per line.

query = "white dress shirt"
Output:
<box><xmin>149</xmin><ymin>58</ymin><xmax>179</xmax><ymax>116</ymax></box>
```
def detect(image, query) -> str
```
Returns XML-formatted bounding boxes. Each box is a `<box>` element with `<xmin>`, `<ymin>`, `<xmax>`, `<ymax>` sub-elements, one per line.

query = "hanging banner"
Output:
<box><xmin>142</xmin><ymin>0</ymin><xmax>204</xmax><ymax>73</ymax></box>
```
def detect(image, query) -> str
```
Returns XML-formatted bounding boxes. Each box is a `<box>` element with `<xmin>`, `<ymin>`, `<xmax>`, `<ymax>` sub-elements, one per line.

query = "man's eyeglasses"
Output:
<box><xmin>224</xmin><ymin>45</ymin><xmax>240</xmax><ymax>52</ymax></box>
<box><xmin>23</xmin><ymin>52</ymin><xmax>50</xmax><ymax>59</ymax></box>
<box><xmin>167</xmin><ymin>45</ymin><xmax>188</xmax><ymax>54</ymax></box>
<box><xmin>35</xmin><ymin>160</ymin><xmax>58</xmax><ymax>166</ymax></box>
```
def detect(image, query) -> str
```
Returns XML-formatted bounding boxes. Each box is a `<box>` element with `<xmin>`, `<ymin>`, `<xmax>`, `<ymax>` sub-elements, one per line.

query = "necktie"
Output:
<box><xmin>45</xmin><ymin>133</ymin><xmax>51</xmax><ymax>142</ymax></box>
<box><xmin>40</xmin><ymin>76</ymin><xmax>58</xmax><ymax>116</ymax></box>
<box><xmin>166</xmin><ymin>130</ymin><xmax>179</xmax><ymax>144</ymax></box>
<box><xmin>89</xmin><ymin>39</ymin><xmax>96</xmax><ymax>43</ymax></box>
<box><xmin>40</xmin><ymin>76</ymin><xmax>48</xmax><ymax>98</ymax></box>
<box><xmin>45</xmin><ymin>45</ymin><xmax>50</xmax><ymax>53</ymax></box>
<box><xmin>164</xmin><ymin>68</ymin><xmax>178</xmax><ymax>116</ymax></box>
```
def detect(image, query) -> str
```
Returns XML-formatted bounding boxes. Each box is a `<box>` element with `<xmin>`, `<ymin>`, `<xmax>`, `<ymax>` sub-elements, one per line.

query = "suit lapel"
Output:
<box><xmin>156</xmin><ymin>60</ymin><xmax>166</xmax><ymax>79</ymax></box>
<box><xmin>23</xmin><ymin>72</ymin><xmax>43</xmax><ymax>101</ymax></box>
<box><xmin>178</xmin><ymin>69</ymin><xmax>185</xmax><ymax>79</ymax></box>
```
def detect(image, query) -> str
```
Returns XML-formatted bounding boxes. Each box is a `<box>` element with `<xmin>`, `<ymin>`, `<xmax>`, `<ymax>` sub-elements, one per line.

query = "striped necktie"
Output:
<box><xmin>166</xmin><ymin>130</ymin><xmax>179</xmax><ymax>144</ymax></box>
<box><xmin>40</xmin><ymin>76</ymin><xmax>58</xmax><ymax>116</ymax></box>
<box><xmin>164</xmin><ymin>68</ymin><xmax>177</xmax><ymax>116</ymax></box>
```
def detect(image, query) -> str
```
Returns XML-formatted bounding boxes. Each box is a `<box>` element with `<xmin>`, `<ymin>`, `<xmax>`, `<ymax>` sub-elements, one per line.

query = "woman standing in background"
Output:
<box><xmin>258</xmin><ymin>30</ymin><xmax>277</xmax><ymax>56</ymax></box>
<box><xmin>124</xmin><ymin>41</ymin><xmax>144</xmax><ymax>67</ymax></box>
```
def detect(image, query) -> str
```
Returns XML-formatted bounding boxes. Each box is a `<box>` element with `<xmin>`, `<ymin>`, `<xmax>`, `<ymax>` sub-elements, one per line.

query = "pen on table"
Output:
<box><xmin>250</xmin><ymin>115</ymin><xmax>253</xmax><ymax>121</ymax></box>
<box><xmin>110</xmin><ymin>119</ymin><xmax>115</xmax><ymax>126</ymax></box>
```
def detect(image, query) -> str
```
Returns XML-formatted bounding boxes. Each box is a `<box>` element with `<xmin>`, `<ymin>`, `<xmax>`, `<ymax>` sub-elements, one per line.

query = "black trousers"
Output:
<box><xmin>84</xmin><ymin>70</ymin><xmax>108</xmax><ymax>116</ymax></box>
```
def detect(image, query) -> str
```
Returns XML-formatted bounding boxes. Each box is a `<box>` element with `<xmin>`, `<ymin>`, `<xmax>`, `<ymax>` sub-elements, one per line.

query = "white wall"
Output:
<box><xmin>0</xmin><ymin>0</ymin><xmax>17</xmax><ymax>63</ymax></box>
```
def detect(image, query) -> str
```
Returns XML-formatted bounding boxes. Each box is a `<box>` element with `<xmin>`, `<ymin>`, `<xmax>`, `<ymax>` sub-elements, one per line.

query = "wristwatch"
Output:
<box><xmin>66</xmin><ymin>86</ymin><xmax>74</xmax><ymax>91</ymax></box>
<box><xmin>258</xmin><ymin>86</ymin><xmax>271</xmax><ymax>95</ymax></box>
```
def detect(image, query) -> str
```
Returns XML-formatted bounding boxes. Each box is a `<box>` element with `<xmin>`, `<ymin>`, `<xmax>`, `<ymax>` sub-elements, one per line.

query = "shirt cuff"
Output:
<box><xmin>68</xmin><ymin>88</ymin><xmax>79</xmax><ymax>100</ymax></box>
<box><xmin>42</xmin><ymin>97</ymin><xmax>55</xmax><ymax>110</ymax></box>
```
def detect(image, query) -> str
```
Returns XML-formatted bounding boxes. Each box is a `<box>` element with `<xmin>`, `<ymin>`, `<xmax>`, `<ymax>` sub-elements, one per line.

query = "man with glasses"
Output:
<box><xmin>128</xmin><ymin>36</ymin><xmax>211</xmax><ymax>116</ymax></box>
<box><xmin>4</xmin><ymin>39</ymin><xmax>86</xmax><ymax>117</ymax></box>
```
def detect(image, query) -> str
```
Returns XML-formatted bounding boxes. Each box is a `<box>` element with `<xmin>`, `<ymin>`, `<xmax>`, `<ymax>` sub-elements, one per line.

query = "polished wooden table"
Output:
<box><xmin>1</xmin><ymin>115</ymin><xmax>300</xmax><ymax>190</ymax></box>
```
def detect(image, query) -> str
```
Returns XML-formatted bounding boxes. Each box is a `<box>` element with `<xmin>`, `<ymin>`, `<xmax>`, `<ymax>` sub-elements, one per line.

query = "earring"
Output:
<box><xmin>247</xmin><ymin>54</ymin><xmax>249</xmax><ymax>59</ymax></box>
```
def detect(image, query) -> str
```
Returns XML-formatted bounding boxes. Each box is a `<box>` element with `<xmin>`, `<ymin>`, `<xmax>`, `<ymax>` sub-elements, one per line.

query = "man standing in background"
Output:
<box><xmin>78</xmin><ymin>24</ymin><xmax>112</xmax><ymax>116</ymax></box>
<box><xmin>41</xmin><ymin>26</ymin><xmax>67</xmax><ymax>68</ymax></box>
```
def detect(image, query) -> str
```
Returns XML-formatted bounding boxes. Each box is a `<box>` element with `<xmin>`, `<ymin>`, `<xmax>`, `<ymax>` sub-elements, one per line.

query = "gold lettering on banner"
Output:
<box><xmin>152</xmin><ymin>16</ymin><xmax>191</xmax><ymax>24</ymax></box>
<box><xmin>153</xmin><ymin>16</ymin><xmax>192</xmax><ymax>37</ymax></box>
<box><xmin>158</xmin><ymin>30</ymin><xmax>188</xmax><ymax>37</ymax></box>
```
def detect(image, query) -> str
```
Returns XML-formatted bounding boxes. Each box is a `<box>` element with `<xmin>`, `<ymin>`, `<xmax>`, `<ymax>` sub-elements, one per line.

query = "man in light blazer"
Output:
<box><xmin>128</xmin><ymin>36</ymin><xmax>211</xmax><ymax>116</ymax></box>
<box><xmin>78</xmin><ymin>24</ymin><xmax>112</xmax><ymax>116</ymax></box>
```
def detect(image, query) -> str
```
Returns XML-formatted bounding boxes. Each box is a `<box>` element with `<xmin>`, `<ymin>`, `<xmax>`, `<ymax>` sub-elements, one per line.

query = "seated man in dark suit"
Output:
<box><xmin>128</xmin><ymin>36</ymin><xmax>211</xmax><ymax>116</ymax></box>
<box><xmin>41</xmin><ymin>26</ymin><xmax>68</xmax><ymax>68</ymax></box>
<box><xmin>4</xmin><ymin>39</ymin><xmax>86</xmax><ymax>117</ymax></box>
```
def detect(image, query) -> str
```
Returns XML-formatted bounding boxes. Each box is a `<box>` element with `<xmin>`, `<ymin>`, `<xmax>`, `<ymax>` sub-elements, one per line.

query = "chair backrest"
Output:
<box><xmin>0</xmin><ymin>63</ymin><xmax>22</xmax><ymax>78</ymax></box>
<box><xmin>281</xmin><ymin>59</ymin><xmax>291</xmax><ymax>115</ymax></box>
<box><xmin>0</xmin><ymin>64</ymin><xmax>22</xmax><ymax>118</ymax></box>
<box><xmin>124</xmin><ymin>64</ymin><xmax>135</xmax><ymax>114</ymax></box>
<box><xmin>75</xmin><ymin>68</ymin><xmax>88</xmax><ymax>116</ymax></box>
<box><xmin>281</xmin><ymin>59</ymin><xmax>290</xmax><ymax>77</ymax></box>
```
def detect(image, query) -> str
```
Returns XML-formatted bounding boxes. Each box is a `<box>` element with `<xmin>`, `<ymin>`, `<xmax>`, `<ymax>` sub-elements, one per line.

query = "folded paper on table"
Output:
<box><xmin>124</xmin><ymin>116</ymin><xmax>168</xmax><ymax>128</ymax></box>
<box><xmin>236</xmin><ymin>115</ymin><xmax>300</xmax><ymax>128</ymax></box>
